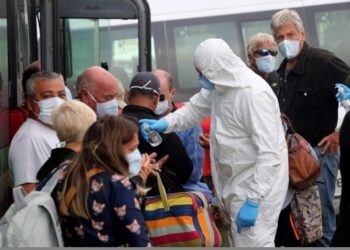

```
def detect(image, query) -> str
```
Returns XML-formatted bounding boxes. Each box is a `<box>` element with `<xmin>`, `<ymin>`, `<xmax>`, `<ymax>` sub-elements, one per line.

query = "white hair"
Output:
<box><xmin>247</xmin><ymin>33</ymin><xmax>276</xmax><ymax>58</ymax></box>
<box><xmin>271</xmin><ymin>9</ymin><xmax>305</xmax><ymax>38</ymax></box>
<box><xmin>26</xmin><ymin>71</ymin><xmax>64</xmax><ymax>97</ymax></box>
<box><xmin>52</xmin><ymin>100</ymin><xmax>97</xmax><ymax>143</ymax></box>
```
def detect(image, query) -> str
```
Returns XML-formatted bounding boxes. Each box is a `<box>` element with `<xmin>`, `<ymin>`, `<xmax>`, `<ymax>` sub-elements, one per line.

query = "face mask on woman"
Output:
<box><xmin>255</xmin><ymin>55</ymin><xmax>276</xmax><ymax>73</ymax></box>
<box><xmin>126</xmin><ymin>148</ymin><xmax>142</xmax><ymax>177</ymax></box>
<box><xmin>34</xmin><ymin>97</ymin><xmax>65</xmax><ymax>125</ymax></box>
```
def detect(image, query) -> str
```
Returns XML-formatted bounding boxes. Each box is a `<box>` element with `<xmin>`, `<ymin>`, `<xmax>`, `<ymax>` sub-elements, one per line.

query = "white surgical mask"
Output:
<box><xmin>255</xmin><ymin>55</ymin><xmax>276</xmax><ymax>73</ymax></box>
<box><xmin>155</xmin><ymin>100</ymin><xmax>170</xmax><ymax>115</ymax></box>
<box><xmin>35</xmin><ymin>97</ymin><xmax>65</xmax><ymax>125</ymax></box>
<box><xmin>126</xmin><ymin>149</ymin><xmax>142</xmax><ymax>177</ymax></box>
<box><xmin>278</xmin><ymin>40</ymin><xmax>300</xmax><ymax>59</ymax></box>
<box><xmin>87</xmin><ymin>91</ymin><xmax>118</xmax><ymax>117</ymax></box>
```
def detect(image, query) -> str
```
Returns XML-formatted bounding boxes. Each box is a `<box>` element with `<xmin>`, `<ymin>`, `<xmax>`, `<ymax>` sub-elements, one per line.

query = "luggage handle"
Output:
<box><xmin>156</xmin><ymin>172</ymin><xmax>170</xmax><ymax>212</ymax></box>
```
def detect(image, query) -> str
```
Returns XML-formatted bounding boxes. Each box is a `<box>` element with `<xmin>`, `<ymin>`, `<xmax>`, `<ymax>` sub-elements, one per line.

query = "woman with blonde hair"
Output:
<box><xmin>36</xmin><ymin>100</ymin><xmax>97</xmax><ymax>181</ymax></box>
<box><xmin>55</xmin><ymin>115</ymin><xmax>150</xmax><ymax>247</ymax></box>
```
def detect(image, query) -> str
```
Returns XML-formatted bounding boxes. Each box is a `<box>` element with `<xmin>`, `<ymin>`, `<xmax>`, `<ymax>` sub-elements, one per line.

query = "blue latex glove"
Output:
<box><xmin>139</xmin><ymin>119</ymin><xmax>169</xmax><ymax>142</ymax></box>
<box><xmin>236</xmin><ymin>199</ymin><xmax>260</xmax><ymax>233</ymax></box>
<box><xmin>335</xmin><ymin>83</ymin><xmax>350</xmax><ymax>102</ymax></box>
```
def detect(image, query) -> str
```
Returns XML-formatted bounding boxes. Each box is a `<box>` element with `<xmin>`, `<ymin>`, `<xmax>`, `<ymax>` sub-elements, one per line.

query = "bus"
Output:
<box><xmin>1</xmin><ymin>0</ymin><xmax>348</xmax><ymax>215</ymax></box>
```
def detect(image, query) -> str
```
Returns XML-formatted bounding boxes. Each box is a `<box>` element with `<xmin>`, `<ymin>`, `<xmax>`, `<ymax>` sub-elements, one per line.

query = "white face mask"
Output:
<box><xmin>35</xmin><ymin>97</ymin><xmax>65</xmax><ymax>125</ymax></box>
<box><xmin>278</xmin><ymin>40</ymin><xmax>300</xmax><ymax>59</ymax></box>
<box><xmin>126</xmin><ymin>149</ymin><xmax>142</xmax><ymax>177</ymax></box>
<box><xmin>255</xmin><ymin>55</ymin><xmax>276</xmax><ymax>73</ymax></box>
<box><xmin>87</xmin><ymin>91</ymin><xmax>118</xmax><ymax>117</ymax></box>
<box><xmin>155</xmin><ymin>99</ymin><xmax>170</xmax><ymax>115</ymax></box>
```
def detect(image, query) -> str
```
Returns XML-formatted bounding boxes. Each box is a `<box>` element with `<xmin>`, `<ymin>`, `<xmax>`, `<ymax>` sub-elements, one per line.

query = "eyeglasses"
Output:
<box><xmin>159</xmin><ymin>94</ymin><xmax>165</xmax><ymax>101</ymax></box>
<box><xmin>254</xmin><ymin>49</ymin><xmax>278</xmax><ymax>57</ymax></box>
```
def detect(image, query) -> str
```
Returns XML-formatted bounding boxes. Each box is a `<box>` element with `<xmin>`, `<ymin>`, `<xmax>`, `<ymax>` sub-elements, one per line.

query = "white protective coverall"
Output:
<box><xmin>163</xmin><ymin>38</ymin><xmax>289</xmax><ymax>247</ymax></box>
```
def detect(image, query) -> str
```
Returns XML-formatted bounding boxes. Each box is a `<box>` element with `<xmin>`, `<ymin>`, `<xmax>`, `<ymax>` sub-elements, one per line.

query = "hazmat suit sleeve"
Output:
<box><xmin>164</xmin><ymin>89</ymin><xmax>212</xmax><ymax>133</ymax></box>
<box><xmin>242</xmin><ymin>90</ymin><xmax>285</xmax><ymax>201</ymax></box>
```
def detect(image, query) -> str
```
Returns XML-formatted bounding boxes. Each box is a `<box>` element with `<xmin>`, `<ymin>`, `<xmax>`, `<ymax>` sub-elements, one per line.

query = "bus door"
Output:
<box><xmin>41</xmin><ymin>0</ymin><xmax>151</xmax><ymax>93</ymax></box>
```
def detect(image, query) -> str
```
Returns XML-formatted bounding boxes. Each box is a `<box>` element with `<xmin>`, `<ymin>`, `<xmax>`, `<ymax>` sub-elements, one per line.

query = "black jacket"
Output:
<box><xmin>277</xmin><ymin>42</ymin><xmax>350</xmax><ymax>146</ymax></box>
<box><xmin>122</xmin><ymin>105</ymin><xmax>193</xmax><ymax>195</ymax></box>
<box><xmin>36</xmin><ymin>147</ymin><xmax>76</xmax><ymax>181</ymax></box>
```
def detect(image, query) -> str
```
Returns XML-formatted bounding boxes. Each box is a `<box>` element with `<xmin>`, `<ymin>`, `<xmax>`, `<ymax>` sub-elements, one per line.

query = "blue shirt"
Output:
<box><xmin>176</xmin><ymin>124</ymin><xmax>204</xmax><ymax>183</ymax></box>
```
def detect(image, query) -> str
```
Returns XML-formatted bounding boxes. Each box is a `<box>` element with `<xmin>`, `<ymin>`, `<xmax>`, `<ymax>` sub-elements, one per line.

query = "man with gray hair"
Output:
<box><xmin>9</xmin><ymin>71</ymin><xmax>66</xmax><ymax>193</ymax></box>
<box><xmin>271</xmin><ymin>9</ymin><xmax>350</xmax><ymax>246</ymax></box>
<box><xmin>77</xmin><ymin>66</ymin><xmax>120</xmax><ymax>117</ymax></box>
<box><xmin>247</xmin><ymin>32</ymin><xmax>280</xmax><ymax>95</ymax></box>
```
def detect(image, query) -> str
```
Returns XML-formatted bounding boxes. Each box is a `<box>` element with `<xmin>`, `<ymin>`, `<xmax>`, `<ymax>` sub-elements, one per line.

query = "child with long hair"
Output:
<box><xmin>55</xmin><ymin>115</ymin><xmax>150</xmax><ymax>246</ymax></box>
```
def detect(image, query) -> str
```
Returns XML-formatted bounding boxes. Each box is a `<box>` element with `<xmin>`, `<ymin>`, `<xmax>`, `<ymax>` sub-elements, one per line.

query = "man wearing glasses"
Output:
<box><xmin>247</xmin><ymin>32</ymin><xmax>280</xmax><ymax>96</ymax></box>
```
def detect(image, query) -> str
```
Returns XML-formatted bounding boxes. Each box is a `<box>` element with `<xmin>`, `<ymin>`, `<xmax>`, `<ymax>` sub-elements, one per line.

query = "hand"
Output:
<box><xmin>335</xmin><ymin>83</ymin><xmax>350</xmax><ymax>101</ymax></box>
<box><xmin>236</xmin><ymin>199</ymin><xmax>260</xmax><ymax>233</ymax></box>
<box><xmin>318</xmin><ymin>131</ymin><xmax>340</xmax><ymax>156</ymax></box>
<box><xmin>199</xmin><ymin>133</ymin><xmax>210</xmax><ymax>148</ymax></box>
<box><xmin>139</xmin><ymin>154</ymin><xmax>153</xmax><ymax>184</ymax></box>
<box><xmin>140</xmin><ymin>153</ymin><xmax>169</xmax><ymax>182</ymax></box>
<box><xmin>139</xmin><ymin>118</ymin><xmax>169</xmax><ymax>142</ymax></box>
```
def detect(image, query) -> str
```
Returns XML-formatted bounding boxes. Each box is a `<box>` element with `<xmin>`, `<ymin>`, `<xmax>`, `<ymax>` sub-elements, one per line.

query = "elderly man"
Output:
<box><xmin>152</xmin><ymin>69</ymin><xmax>211</xmax><ymax>199</ymax></box>
<box><xmin>271</xmin><ymin>9</ymin><xmax>350</xmax><ymax>246</ymax></box>
<box><xmin>77</xmin><ymin>66</ymin><xmax>119</xmax><ymax>116</ymax></box>
<box><xmin>247</xmin><ymin>32</ymin><xmax>280</xmax><ymax>96</ymax></box>
<box><xmin>141</xmin><ymin>38</ymin><xmax>289</xmax><ymax>247</ymax></box>
<box><xmin>9</xmin><ymin>71</ymin><xmax>66</xmax><ymax>193</ymax></box>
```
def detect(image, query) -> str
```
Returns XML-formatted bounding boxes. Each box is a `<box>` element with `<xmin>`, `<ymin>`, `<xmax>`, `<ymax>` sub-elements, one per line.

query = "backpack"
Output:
<box><xmin>0</xmin><ymin>169</ymin><xmax>64</xmax><ymax>247</ymax></box>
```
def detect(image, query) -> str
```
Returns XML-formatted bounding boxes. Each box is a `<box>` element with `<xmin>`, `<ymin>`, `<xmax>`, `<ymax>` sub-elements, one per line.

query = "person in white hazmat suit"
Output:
<box><xmin>140</xmin><ymin>38</ymin><xmax>289</xmax><ymax>247</ymax></box>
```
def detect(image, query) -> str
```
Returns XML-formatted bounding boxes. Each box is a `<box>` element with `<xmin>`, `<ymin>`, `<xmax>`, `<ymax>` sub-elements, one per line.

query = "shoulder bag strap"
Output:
<box><xmin>64</xmin><ymin>167</ymin><xmax>104</xmax><ymax>208</ymax></box>
<box><xmin>156</xmin><ymin>172</ymin><xmax>170</xmax><ymax>212</ymax></box>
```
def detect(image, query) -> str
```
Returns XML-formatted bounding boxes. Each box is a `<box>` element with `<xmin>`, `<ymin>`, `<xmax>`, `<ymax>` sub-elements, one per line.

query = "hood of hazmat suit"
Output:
<box><xmin>163</xmin><ymin>38</ymin><xmax>289</xmax><ymax>247</ymax></box>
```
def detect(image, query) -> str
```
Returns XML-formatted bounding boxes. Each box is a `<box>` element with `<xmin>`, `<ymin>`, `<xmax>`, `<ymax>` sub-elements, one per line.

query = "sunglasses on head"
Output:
<box><xmin>254</xmin><ymin>49</ymin><xmax>278</xmax><ymax>57</ymax></box>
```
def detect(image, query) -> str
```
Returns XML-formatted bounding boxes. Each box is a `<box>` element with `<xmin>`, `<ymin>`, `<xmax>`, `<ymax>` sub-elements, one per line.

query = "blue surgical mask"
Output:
<box><xmin>255</xmin><ymin>55</ymin><xmax>276</xmax><ymax>73</ymax></box>
<box><xmin>87</xmin><ymin>91</ymin><xmax>118</xmax><ymax>117</ymax></box>
<box><xmin>34</xmin><ymin>97</ymin><xmax>65</xmax><ymax>125</ymax></box>
<box><xmin>278</xmin><ymin>40</ymin><xmax>300</xmax><ymax>59</ymax></box>
<box><xmin>126</xmin><ymin>149</ymin><xmax>142</xmax><ymax>177</ymax></box>
<box><xmin>198</xmin><ymin>76</ymin><xmax>215</xmax><ymax>91</ymax></box>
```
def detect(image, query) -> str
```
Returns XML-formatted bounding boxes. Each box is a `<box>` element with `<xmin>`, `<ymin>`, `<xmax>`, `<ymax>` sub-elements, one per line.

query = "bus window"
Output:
<box><xmin>171</xmin><ymin>20</ymin><xmax>240</xmax><ymax>90</ymax></box>
<box><xmin>240</xmin><ymin>20</ymin><xmax>271</xmax><ymax>61</ymax></box>
<box><xmin>64</xmin><ymin>19</ymin><xmax>156</xmax><ymax>90</ymax></box>
<box><xmin>65</xmin><ymin>19</ymin><xmax>100</xmax><ymax>85</ymax></box>
<box><xmin>315</xmin><ymin>9</ymin><xmax>350</xmax><ymax>65</ymax></box>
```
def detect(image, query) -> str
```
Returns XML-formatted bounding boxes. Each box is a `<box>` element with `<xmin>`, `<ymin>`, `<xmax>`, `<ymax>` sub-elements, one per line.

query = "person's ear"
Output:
<box><xmin>248</xmin><ymin>54</ymin><xmax>255</xmax><ymax>68</ymax></box>
<box><xmin>152</xmin><ymin>95</ymin><xmax>159</xmax><ymax>110</ymax></box>
<box><xmin>80</xmin><ymin>89</ymin><xmax>89</xmax><ymax>104</ymax></box>
<box><xmin>26</xmin><ymin>96</ymin><xmax>35</xmax><ymax>112</ymax></box>
<box><xmin>170</xmin><ymin>88</ymin><xmax>176</xmax><ymax>99</ymax></box>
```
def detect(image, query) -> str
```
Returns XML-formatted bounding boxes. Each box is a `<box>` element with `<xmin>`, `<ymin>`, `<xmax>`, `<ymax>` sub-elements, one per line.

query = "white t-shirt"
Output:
<box><xmin>9</xmin><ymin>118</ymin><xmax>59</xmax><ymax>186</ymax></box>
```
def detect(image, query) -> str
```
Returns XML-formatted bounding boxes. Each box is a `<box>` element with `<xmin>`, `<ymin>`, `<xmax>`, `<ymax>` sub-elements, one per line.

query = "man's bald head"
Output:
<box><xmin>77</xmin><ymin>66</ymin><xmax>120</xmax><ymax>113</ymax></box>
<box><xmin>152</xmin><ymin>69</ymin><xmax>174</xmax><ymax>91</ymax></box>
<box><xmin>77</xmin><ymin>66</ymin><xmax>119</xmax><ymax>95</ymax></box>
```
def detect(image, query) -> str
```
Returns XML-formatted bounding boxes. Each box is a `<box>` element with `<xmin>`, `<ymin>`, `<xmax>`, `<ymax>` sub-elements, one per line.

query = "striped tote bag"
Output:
<box><xmin>144</xmin><ymin>173</ymin><xmax>221</xmax><ymax>247</ymax></box>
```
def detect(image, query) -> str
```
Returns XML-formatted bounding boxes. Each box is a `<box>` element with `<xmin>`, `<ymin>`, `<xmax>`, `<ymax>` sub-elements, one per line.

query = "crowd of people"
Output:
<box><xmin>5</xmin><ymin>9</ymin><xmax>350</xmax><ymax>247</ymax></box>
